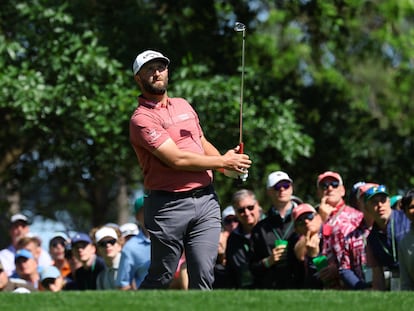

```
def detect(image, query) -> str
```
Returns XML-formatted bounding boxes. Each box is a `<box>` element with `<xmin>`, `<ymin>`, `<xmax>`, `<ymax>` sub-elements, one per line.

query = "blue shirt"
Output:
<box><xmin>116</xmin><ymin>231</ymin><xmax>151</xmax><ymax>288</ymax></box>
<box><xmin>367</xmin><ymin>209</ymin><xmax>410</xmax><ymax>269</ymax></box>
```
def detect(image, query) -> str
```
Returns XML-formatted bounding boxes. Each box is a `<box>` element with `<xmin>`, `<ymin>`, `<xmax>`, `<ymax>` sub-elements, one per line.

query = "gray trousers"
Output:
<box><xmin>140</xmin><ymin>186</ymin><xmax>221</xmax><ymax>290</ymax></box>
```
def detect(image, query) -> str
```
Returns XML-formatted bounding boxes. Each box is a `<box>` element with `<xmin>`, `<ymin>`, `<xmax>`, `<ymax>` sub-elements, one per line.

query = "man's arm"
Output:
<box><xmin>153</xmin><ymin>137</ymin><xmax>250</xmax><ymax>172</ymax></box>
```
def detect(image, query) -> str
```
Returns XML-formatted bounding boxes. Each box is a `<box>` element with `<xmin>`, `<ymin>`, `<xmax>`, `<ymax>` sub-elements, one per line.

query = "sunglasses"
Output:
<box><xmin>98</xmin><ymin>239</ymin><xmax>117</xmax><ymax>248</ymax></box>
<box><xmin>273</xmin><ymin>182</ymin><xmax>291</xmax><ymax>191</ymax></box>
<box><xmin>50</xmin><ymin>240</ymin><xmax>66</xmax><ymax>248</ymax></box>
<box><xmin>319</xmin><ymin>181</ymin><xmax>340</xmax><ymax>190</ymax></box>
<box><xmin>223</xmin><ymin>217</ymin><xmax>238</xmax><ymax>225</ymax></box>
<box><xmin>295</xmin><ymin>213</ymin><xmax>316</xmax><ymax>226</ymax></box>
<box><xmin>41</xmin><ymin>278</ymin><xmax>56</xmax><ymax>289</ymax></box>
<box><xmin>236</xmin><ymin>204</ymin><xmax>256</xmax><ymax>214</ymax></box>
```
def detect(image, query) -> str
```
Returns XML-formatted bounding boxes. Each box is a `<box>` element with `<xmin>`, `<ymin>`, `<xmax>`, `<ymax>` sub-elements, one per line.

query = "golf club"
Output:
<box><xmin>234</xmin><ymin>22</ymin><xmax>248</xmax><ymax>183</ymax></box>
<box><xmin>234</xmin><ymin>22</ymin><xmax>246</xmax><ymax>154</ymax></box>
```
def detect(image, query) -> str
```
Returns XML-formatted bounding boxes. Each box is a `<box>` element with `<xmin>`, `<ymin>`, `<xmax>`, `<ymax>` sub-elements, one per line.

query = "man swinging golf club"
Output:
<box><xmin>129</xmin><ymin>46</ymin><xmax>252</xmax><ymax>289</ymax></box>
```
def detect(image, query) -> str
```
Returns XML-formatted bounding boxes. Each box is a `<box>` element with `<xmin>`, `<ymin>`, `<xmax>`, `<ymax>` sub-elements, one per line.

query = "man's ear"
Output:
<box><xmin>134</xmin><ymin>74</ymin><xmax>141</xmax><ymax>84</ymax></box>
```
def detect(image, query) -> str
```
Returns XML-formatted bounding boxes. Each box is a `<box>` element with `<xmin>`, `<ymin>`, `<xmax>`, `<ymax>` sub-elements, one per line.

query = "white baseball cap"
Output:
<box><xmin>119</xmin><ymin>223</ymin><xmax>139</xmax><ymax>238</ymax></box>
<box><xmin>221</xmin><ymin>206</ymin><xmax>236</xmax><ymax>220</ymax></box>
<box><xmin>266</xmin><ymin>171</ymin><xmax>293</xmax><ymax>188</ymax></box>
<box><xmin>132</xmin><ymin>50</ymin><xmax>170</xmax><ymax>75</ymax></box>
<box><xmin>95</xmin><ymin>227</ymin><xmax>118</xmax><ymax>243</ymax></box>
<box><xmin>10</xmin><ymin>213</ymin><xmax>29</xmax><ymax>224</ymax></box>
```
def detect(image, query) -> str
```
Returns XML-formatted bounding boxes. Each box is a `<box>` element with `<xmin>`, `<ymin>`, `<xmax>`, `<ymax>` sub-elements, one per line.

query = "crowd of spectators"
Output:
<box><xmin>1</xmin><ymin>170</ymin><xmax>414</xmax><ymax>292</ymax></box>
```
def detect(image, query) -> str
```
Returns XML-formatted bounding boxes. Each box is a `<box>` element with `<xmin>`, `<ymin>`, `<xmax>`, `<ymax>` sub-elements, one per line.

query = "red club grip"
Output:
<box><xmin>238</xmin><ymin>142</ymin><xmax>244</xmax><ymax>154</ymax></box>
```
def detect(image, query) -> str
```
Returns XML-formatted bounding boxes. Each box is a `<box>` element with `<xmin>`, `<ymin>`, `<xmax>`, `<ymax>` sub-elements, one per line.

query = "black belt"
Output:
<box><xmin>146</xmin><ymin>185</ymin><xmax>213</xmax><ymax>199</ymax></box>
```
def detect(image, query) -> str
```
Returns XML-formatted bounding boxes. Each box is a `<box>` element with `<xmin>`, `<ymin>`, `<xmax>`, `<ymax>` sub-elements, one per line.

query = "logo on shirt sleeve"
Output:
<box><xmin>147</xmin><ymin>128</ymin><xmax>161</xmax><ymax>143</ymax></box>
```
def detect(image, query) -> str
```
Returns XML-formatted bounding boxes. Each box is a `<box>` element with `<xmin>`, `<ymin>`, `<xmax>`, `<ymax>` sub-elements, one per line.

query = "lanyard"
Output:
<box><xmin>377</xmin><ymin>217</ymin><xmax>396</xmax><ymax>262</ymax></box>
<box><xmin>272</xmin><ymin>220</ymin><xmax>294</xmax><ymax>241</ymax></box>
<box><xmin>327</xmin><ymin>200</ymin><xmax>345</xmax><ymax>226</ymax></box>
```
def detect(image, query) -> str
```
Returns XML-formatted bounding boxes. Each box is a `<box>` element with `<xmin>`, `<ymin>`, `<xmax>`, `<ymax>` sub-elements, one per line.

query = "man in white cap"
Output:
<box><xmin>95</xmin><ymin>226</ymin><xmax>123</xmax><ymax>289</ymax></box>
<box><xmin>0</xmin><ymin>214</ymin><xmax>52</xmax><ymax>277</ymax></box>
<box><xmin>129</xmin><ymin>50</ymin><xmax>251</xmax><ymax>290</ymax></box>
<box><xmin>250</xmin><ymin>171</ymin><xmax>303</xmax><ymax>289</ymax></box>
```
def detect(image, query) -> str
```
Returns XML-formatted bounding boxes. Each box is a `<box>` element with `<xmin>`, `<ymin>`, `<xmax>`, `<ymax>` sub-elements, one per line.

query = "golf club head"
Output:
<box><xmin>234</xmin><ymin>22</ymin><xmax>246</xmax><ymax>32</ymax></box>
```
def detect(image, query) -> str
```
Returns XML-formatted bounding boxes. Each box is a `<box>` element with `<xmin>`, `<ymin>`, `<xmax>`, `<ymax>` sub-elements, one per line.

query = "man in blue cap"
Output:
<box><xmin>12</xmin><ymin>249</ymin><xmax>40</xmax><ymax>289</ymax></box>
<box><xmin>71</xmin><ymin>232</ymin><xmax>105</xmax><ymax>290</ymax></box>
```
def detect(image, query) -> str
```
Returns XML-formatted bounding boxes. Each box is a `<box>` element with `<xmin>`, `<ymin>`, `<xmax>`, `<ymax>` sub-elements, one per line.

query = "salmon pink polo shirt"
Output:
<box><xmin>129</xmin><ymin>96</ymin><xmax>213</xmax><ymax>192</ymax></box>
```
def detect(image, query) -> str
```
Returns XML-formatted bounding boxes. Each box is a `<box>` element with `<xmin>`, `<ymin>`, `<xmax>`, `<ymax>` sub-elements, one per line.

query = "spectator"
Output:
<box><xmin>11</xmin><ymin>249</ymin><xmax>41</xmax><ymax>289</ymax></box>
<box><xmin>225</xmin><ymin>189</ymin><xmax>262</xmax><ymax>288</ymax></box>
<box><xmin>293</xmin><ymin>203</ymin><xmax>324</xmax><ymax>289</ymax></box>
<box><xmin>0</xmin><ymin>214</ymin><xmax>52</xmax><ymax>276</ymax></box>
<box><xmin>364</xmin><ymin>184</ymin><xmax>410</xmax><ymax>290</ymax></box>
<box><xmin>334</xmin><ymin>182</ymin><xmax>384</xmax><ymax>291</ymax></box>
<box><xmin>168</xmin><ymin>253</ymin><xmax>188</xmax><ymax>290</ymax></box>
<box><xmin>129</xmin><ymin>50</ymin><xmax>251</xmax><ymax>290</ymax></box>
<box><xmin>16</xmin><ymin>235</ymin><xmax>52</xmax><ymax>273</ymax></box>
<box><xmin>119</xmin><ymin>223</ymin><xmax>139</xmax><ymax>242</ymax></box>
<box><xmin>390</xmin><ymin>195</ymin><xmax>402</xmax><ymax>210</ymax></box>
<box><xmin>95</xmin><ymin>226</ymin><xmax>124</xmax><ymax>289</ymax></box>
<box><xmin>398</xmin><ymin>189</ymin><xmax>414</xmax><ymax>290</ymax></box>
<box><xmin>48</xmin><ymin>232</ymin><xmax>71</xmax><ymax>279</ymax></box>
<box><xmin>0</xmin><ymin>260</ymin><xmax>36</xmax><ymax>292</ymax></box>
<box><xmin>213</xmin><ymin>205</ymin><xmax>238</xmax><ymax>288</ymax></box>
<box><xmin>116</xmin><ymin>196</ymin><xmax>151</xmax><ymax>290</ymax></box>
<box><xmin>39</xmin><ymin>265</ymin><xmax>66</xmax><ymax>292</ymax></box>
<box><xmin>316</xmin><ymin>171</ymin><xmax>364</xmax><ymax>289</ymax></box>
<box><xmin>250</xmin><ymin>171</ymin><xmax>303</xmax><ymax>289</ymax></box>
<box><xmin>349</xmin><ymin>181</ymin><xmax>367</xmax><ymax>210</ymax></box>
<box><xmin>71</xmin><ymin>232</ymin><xmax>105</xmax><ymax>290</ymax></box>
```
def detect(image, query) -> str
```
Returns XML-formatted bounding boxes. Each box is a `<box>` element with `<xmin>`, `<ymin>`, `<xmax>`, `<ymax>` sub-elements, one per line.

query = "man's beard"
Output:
<box><xmin>141</xmin><ymin>77</ymin><xmax>168</xmax><ymax>95</ymax></box>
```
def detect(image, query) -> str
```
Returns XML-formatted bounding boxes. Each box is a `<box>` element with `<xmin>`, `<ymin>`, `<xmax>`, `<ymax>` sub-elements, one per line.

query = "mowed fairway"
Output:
<box><xmin>1</xmin><ymin>290</ymin><xmax>414</xmax><ymax>311</ymax></box>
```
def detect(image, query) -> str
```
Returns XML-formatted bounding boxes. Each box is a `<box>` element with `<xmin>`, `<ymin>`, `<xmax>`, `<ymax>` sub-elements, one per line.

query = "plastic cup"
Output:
<box><xmin>312</xmin><ymin>255</ymin><xmax>328</xmax><ymax>271</ymax></box>
<box><xmin>275</xmin><ymin>239</ymin><xmax>288</xmax><ymax>247</ymax></box>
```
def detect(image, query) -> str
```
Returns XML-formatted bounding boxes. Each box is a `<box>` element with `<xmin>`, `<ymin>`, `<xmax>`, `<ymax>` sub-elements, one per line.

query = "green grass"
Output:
<box><xmin>1</xmin><ymin>290</ymin><xmax>414</xmax><ymax>311</ymax></box>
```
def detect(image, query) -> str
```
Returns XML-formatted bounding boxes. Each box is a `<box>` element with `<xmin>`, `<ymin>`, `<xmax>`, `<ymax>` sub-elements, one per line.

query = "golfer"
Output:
<box><xmin>129</xmin><ymin>50</ymin><xmax>251</xmax><ymax>289</ymax></box>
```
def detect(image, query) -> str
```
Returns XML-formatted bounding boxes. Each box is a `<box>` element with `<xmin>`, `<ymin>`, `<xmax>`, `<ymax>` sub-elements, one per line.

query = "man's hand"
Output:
<box><xmin>270</xmin><ymin>244</ymin><xmax>288</xmax><ymax>265</ymax></box>
<box><xmin>222</xmin><ymin>146</ymin><xmax>251</xmax><ymax>173</ymax></box>
<box><xmin>305</xmin><ymin>230</ymin><xmax>320</xmax><ymax>257</ymax></box>
<box><xmin>318</xmin><ymin>196</ymin><xmax>334</xmax><ymax>222</ymax></box>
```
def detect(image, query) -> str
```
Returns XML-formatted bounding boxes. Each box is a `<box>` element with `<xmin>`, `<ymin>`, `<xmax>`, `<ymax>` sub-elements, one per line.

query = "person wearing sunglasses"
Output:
<box><xmin>316</xmin><ymin>171</ymin><xmax>364</xmax><ymax>289</ymax></box>
<box><xmin>292</xmin><ymin>203</ymin><xmax>325</xmax><ymax>289</ymax></box>
<box><xmin>39</xmin><ymin>265</ymin><xmax>66</xmax><ymax>292</ymax></box>
<box><xmin>70</xmin><ymin>232</ymin><xmax>105</xmax><ymax>290</ymax></box>
<box><xmin>249</xmin><ymin>171</ymin><xmax>304</xmax><ymax>289</ymax></box>
<box><xmin>363</xmin><ymin>184</ymin><xmax>410</xmax><ymax>291</ymax></box>
<box><xmin>94</xmin><ymin>226</ymin><xmax>124</xmax><ymax>290</ymax></box>
<box><xmin>224</xmin><ymin>189</ymin><xmax>262</xmax><ymax>289</ymax></box>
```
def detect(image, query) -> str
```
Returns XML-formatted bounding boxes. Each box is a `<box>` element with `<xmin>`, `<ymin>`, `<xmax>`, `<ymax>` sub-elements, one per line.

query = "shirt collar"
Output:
<box><xmin>138</xmin><ymin>95</ymin><xmax>170</xmax><ymax>108</ymax></box>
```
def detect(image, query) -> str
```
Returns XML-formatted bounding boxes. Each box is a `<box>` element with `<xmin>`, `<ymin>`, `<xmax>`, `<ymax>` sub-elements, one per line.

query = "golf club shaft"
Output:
<box><xmin>234</xmin><ymin>22</ymin><xmax>246</xmax><ymax>154</ymax></box>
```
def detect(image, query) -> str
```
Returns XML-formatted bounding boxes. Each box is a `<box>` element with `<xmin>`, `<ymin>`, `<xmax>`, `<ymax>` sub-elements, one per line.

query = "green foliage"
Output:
<box><xmin>2</xmin><ymin>0</ymin><xmax>414</xmax><ymax>226</ymax></box>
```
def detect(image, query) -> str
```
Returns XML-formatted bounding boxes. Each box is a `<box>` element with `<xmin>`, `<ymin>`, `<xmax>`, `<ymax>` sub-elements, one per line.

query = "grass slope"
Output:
<box><xmin>1</xmin><ymin>290</ymin><xmax>414</xmax><ymax>311</ymax></box>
